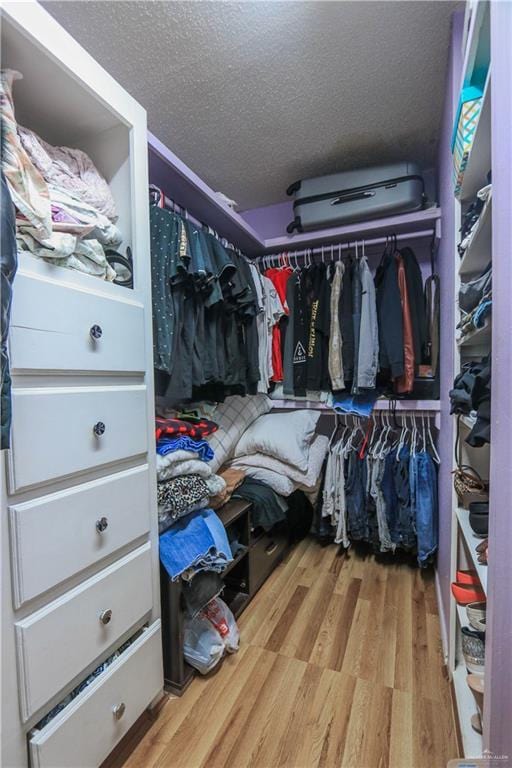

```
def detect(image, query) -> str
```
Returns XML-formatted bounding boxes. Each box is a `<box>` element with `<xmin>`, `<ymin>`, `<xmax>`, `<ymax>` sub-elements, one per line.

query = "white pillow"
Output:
<box><xmin>235</xmin><ymin>465</ymin><xmax>295</xmax><ymax>496</ymax></box>
<box><xmin>231</xmin><ymin>434</ymin><xmax>328</xmax><ymax>490</ymax></box>
<box><xmin>207</xmin><ymin>394</ymin><xmax>272</xmax><ymax>472</ymax></box>
<box><xmin>233</xmin><ymin>410</ymin><xmax>321</xmax><ymax>471</ymax></box>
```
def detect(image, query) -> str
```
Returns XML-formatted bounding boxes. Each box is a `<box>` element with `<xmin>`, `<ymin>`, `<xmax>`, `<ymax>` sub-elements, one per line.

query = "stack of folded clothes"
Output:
<box><xmin>159</xmin><ymin>508</ymin><xmax>233</xmax><ymax>581</ymax></box>
<box><xmin>2</xmin><ymin>69</ymin><xmax>124</xmax><ymax>281</ymax></box>
<box><xmin>155</xmin><ymin>414</ymin><xmax>227</xmax><ymax>532</ymax></box>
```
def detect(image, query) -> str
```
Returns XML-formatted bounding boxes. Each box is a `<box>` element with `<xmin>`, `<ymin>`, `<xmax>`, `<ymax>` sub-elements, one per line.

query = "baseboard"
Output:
<box><xmin>435</xmin><ymin>568</ymin><xmax>449</xmax><ymax>665</ymax></box>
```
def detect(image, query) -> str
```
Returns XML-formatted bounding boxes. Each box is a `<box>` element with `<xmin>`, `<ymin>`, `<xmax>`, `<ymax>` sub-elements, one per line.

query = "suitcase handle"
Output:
<box><xmin>331</xmin><ymin>190</ymin><xmax>376</xmax><ymax>205</ymax></box>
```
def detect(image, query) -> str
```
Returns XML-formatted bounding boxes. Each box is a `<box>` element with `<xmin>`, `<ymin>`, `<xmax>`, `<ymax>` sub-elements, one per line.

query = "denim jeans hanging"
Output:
<box><xmin>410</xmin><ymin>451</ymin><xmax>438</xmax><ymax>566</ymax></box>
<box><xmin>392</xmin><ymin>445</ymin><xmax>416</xmax><ymax>550</ymax></box>
<box><xmin>345</xmin><ymin>451</ymin><xmax>368</xmax><ymax>541</ymax></box>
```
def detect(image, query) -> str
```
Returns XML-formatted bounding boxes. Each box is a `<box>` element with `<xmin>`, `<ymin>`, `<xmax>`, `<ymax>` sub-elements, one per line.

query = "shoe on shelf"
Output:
<box><xmin>451</xmin><ymin>582</ymin><xmax>486</xmax><ymax>605</ymax></box>
<box><xmin>466</xmin><ymin>601</ymin><xmax>486</xmax><ymax>629</ymax></box>
<box><xmin>476</xmin><ymin>539</ymin><xmax>488</xmax><ymax>565</ymax></box>
<box><xmin>456</xmin><ymin>569</ymin><xmax>480</xmax><ymax>585</ymax></box>
<box><xmin>471</xmin><ymin>713</ymin><xmax>483</xmax><ymax>734</ymax></box>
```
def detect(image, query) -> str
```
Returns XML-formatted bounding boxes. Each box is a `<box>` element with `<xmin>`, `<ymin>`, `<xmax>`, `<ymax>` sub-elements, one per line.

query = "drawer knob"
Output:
<box><xmin>93</xmin><ymin>421</ymin><xmax>106</xmax><ymax>437</ymax></box>
<box><xmin>96</xmin><ymin>517</ymin><xmax>108</xmax><ymax>533</ymax></box>
<box><xmin>90</xmin><ymin>324</ymin><xmax>103</xmax><ymax>340</ymax></box>
<box><xmin>99</xmin><ymin>608</ymin><xmax>112</xmax><ymax>625</ymax></box>
<box><xmin>112</xmin><ymin>702</ymin><xmax>126</xmax><ymax>720</ymax></box>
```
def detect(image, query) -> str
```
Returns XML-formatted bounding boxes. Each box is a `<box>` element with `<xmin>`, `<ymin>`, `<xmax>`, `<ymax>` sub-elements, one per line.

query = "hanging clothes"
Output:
<box><xmin>265</xmin><ymin>265</ymin><xmax>293</xmax><ymax>383</ymax></box>
<box><xmin>395</xmin><ymin>251</ymin><xmax>415</xmax><ymax>394</ymax></box>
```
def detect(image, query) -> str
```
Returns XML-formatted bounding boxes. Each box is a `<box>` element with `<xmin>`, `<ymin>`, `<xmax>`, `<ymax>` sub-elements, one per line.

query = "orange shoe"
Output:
<box><xmin>451</xmin><ymin>582</ymin><xmax>486</xmax><ymax>605</ymax></box>
<box><xmin>456</xmin><ymin>570</ymin><xmax>480</xmax><ymax>585</ymax></box>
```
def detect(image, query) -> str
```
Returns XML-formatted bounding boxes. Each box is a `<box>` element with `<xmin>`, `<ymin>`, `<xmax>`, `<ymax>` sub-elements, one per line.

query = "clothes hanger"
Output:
<box><xmin>427</xmin><ymin>415</ymin><xmax>441</xmax><ymax>464</ymax></box>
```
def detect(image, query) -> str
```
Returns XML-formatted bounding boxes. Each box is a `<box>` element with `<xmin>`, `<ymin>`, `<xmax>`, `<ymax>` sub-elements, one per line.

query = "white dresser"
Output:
<box><xmin>1</xmin><ymin>4</ymin><xmax>163</xmax><ymax>767</ymax></box>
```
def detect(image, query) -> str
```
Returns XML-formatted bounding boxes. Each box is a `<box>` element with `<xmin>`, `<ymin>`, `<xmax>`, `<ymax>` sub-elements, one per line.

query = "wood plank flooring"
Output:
<box><xmin>106</xmin><ymin>538</ymin><xmax>459</xmax><ymax>768</ymax></box>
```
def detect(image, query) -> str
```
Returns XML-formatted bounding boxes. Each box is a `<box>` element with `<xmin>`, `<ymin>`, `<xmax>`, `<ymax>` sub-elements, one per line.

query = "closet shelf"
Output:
<box><xmin>458</xmin><ymin>71</ymin><xmax>491</xmax><ymax>203</ymax></box>
<box><xmin>456</xmin><ymin>507</ymin><xmax>488</xmax><ymax>594</ymax></box>
<box><xmin>457</xmin><ymin>318</ymin><xmax>491</xmax><ymax>349</ymax></box>
<box><xmin>262</xmin><ymin>208</ymin><xmax>442</xmax><ymax>253</ymax></box>
<box><xmin>459</xmin><ymin>196</ymin><xmax>492</xmax><ymax>277</ymax></box>
<box><xmin>452</xmin><ymin>663</ymin><xmax>483</xmax><ymax>759</ymax></box>
<box><xmin>148</xmin><ymin>129</ymin><xmax>442</xmax><ymax>257</ymax></box>
<box><xmin>148</xmin><ymin>132</ymin><xmax>263</xmax><ymax>256</ymax></box>
<box><xmin>271</xmin><ymin>398</ymin><xmax>441</xmax><ymax>412</ymax></box>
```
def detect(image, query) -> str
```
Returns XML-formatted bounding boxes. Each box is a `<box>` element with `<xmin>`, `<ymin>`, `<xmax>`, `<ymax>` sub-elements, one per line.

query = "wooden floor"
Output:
<box><xmin>108</xmin><ymin>538</ymin><xmax>460</xmax><ymax>768</ymax></box>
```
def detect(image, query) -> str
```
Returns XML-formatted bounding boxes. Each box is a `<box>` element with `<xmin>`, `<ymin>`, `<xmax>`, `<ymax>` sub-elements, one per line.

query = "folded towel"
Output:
<box><xmin>157</xmin><ymin>458</ymin><xmax>213</xmax><ymax>483</ymax></box>
<box><xmin>156</xmin><ymin>435</ymin><xmax>214</xmax><ymax>461</ymax></box>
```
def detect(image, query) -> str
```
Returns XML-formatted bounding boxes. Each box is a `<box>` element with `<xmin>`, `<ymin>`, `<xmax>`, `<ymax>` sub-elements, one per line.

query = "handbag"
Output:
<box><xmin>453</xmin><ymin>417</ymin><xmax>489</xmax><ymax>508</ymax></box>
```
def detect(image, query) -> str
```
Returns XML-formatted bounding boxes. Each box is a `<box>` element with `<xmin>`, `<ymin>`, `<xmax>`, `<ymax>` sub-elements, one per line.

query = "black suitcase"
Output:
<box><xmin>286</xmin><ymin>162</ymin><xmax>425</xmax><ymax>233</ymax></box>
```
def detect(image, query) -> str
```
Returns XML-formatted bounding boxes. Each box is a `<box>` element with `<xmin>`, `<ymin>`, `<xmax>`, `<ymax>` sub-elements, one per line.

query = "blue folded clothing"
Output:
<box><xmin>156</xmin><ymin>435</ymin><xmax>214</xmax><ymax>462</ymax></box>
<box><xmin>332</xmin><ymin>391</ymin><xmax>378</xmax><ymax>418</ymax></box>
<box><xmin>159</xmin><ymin>508</ymin><xmax>232</xmax><ymax>581</ymax></box>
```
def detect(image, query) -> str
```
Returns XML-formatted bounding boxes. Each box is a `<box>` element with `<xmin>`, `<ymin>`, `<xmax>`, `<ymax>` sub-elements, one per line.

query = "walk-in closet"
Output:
<box><xmin>1</xmin><ymin>1</ymin><xmax>511</xmax><ymax>767</ymax></box>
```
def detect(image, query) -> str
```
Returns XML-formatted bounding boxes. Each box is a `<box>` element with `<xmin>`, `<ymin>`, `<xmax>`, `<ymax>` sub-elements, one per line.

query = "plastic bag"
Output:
<box><xmin>201</xmin><ymin>597</ymin><xmax>240</xmax><ymax>653</ymax></box>
<box><xmin>183</xmin><ymin>614</ymin><xmax>225</xmax><ymax>675</ymax></box>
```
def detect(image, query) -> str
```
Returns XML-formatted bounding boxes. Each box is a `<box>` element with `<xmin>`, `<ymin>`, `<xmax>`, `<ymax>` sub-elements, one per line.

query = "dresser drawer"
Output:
<box><xmin>249</xmin><ymin>527</ymin><xmax>288</xmax><ymax>595</ymax></box>
<box><xmin>9</xmin><ymin>465</ymin><xmax>152</xmax><ymax>608</ymax></box>
<box><xmin>16</xmin><ymin>543</ymin><xmax>153</xmax><ymax>720</ymax></box>
<box><xmin>10</xmin><ymin>272</ymin><xmax>145</xmax><ymax>374</ymax></box>
<box><xmin>29</xmin><ymin>621</ymin><xmax>162</xmax><ymax>768</ymax></box>
<box><xmin>8</xmin><ymin>385</ymin><xmax>148</xmax><ymax>492</ymax></box>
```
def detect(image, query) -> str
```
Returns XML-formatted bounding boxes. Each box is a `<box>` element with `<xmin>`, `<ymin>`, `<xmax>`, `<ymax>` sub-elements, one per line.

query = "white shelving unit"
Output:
<box><xmin>449</xmin><ymin>1</ymin><xmax>491</xmax><ymax>759</ymax></box>
<box><xmin>456</xmin><ymin>507</ymin><xmax>488</xmax><ymax>593</ymax></box>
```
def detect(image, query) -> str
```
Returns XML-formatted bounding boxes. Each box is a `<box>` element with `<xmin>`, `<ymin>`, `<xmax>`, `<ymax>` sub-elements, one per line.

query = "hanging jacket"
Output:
<box><xmin>340</xmin><ymin>255</ymin><xmax>354</xmax><ymax>384</ymax></box>
<box><xmin>374</xmin><ymin>248</ymin><xmax>404</xmax><ymax>378</ymax></box>
<box><xmin>395</xmin><ymin>252</ymin><xmax>415</xmax><ymax>394</ymax></box>
<box><xmin>400</xmin><ymin>246</ymin><xmax>426</xmax><ymax>371</ymax></box>
<box><xmin>357</xmin><ymin>256</ymin><xmax>379</xmax><ymax>390</ymax></box>
<box><xmin>328</xmin><ymin>261</ymin><xmax>345</xmax><ymax>391</ymax></box>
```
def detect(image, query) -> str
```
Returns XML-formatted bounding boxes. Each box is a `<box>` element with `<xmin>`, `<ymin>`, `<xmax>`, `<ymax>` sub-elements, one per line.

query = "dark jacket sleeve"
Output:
<box><xmin>377</xmin><ymin>255</ymin><xmax>404</xmax><ymax>378</ymax></box>
<box><xmin>401</xmin><ymin>247</ymin><xmax>426</xmax><ymax>370</ymax></box>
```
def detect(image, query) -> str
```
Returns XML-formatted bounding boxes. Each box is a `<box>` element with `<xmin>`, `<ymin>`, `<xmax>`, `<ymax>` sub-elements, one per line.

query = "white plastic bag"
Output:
<box><xmin>183</xmin><ymin>614</ymin><xmax>225</xmax><ymax>675</ymax></box>
<box><xmin>201</xmin><ymin>597</ymin><xmax>240</xmax><ymax>653</ymax></box>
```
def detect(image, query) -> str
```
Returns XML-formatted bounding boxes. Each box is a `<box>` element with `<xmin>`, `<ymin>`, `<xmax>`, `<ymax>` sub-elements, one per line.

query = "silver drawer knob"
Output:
<box><xmin>112</xmin><ymin>702</ymin><xmax>126</xmax><ymax>720</ymax></box>
<box><xmin>93</xmin><ymin>421</ymin><xmax>106</xmax><ymax>437</ymax></box>
<box><xmin>90</xmin><ymin>324</ymin><xmax>103</xmax><ymax>340</ymax></box>
<box><xmin>96</xmin><ymin>517</ymin><xmax>108</xmax><ymax>533</ymax></box>
<box><xmin>99</xmin><ymin>609</ymin><xmax>112</xmax><ymax>625</ymax></box>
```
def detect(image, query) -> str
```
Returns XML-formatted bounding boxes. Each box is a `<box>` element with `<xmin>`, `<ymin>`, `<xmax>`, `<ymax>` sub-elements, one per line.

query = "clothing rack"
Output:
<box><xmin>257</xmin><ymin>227</ymin><xmax>437</xmax><ymax>268</ymax></box>
<box><xmin>149</xmin><ymin>184</ymin><xmax>244</xmax><ymax>255</ymax></box>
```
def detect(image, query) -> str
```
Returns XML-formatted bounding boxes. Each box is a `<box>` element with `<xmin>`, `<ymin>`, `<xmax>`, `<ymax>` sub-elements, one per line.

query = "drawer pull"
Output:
<box><xmin>112</xmin><ymin>702</ymin><xmax>126</xmax><ymax>720</ymax></box>
<box><xmin>90</xmin><ymin>324</ymin><xmax>103</xmax><ymax>340</ymax></box>
<box><xmin>265</xmin><ymin>542</ymin><xmax>278</xmax><ymax>556</ymax></box>
<box><xmin>99</xmin><ymin>608</ymin><xmax>113</xmax><ymax>625</ymax></box>
<box><xmin>96</xmin><ymin>516</ymin><xmax>109</xmax><ymax>533</ymax></box>
<box><xmin>93</xmin><ymin>421</ymin><xmax>106</xmax><ymax>437</ymax></box>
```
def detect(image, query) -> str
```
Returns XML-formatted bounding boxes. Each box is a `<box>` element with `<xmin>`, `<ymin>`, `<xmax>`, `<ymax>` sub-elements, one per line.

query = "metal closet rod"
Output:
<box><xmin>261</xmin><ymin>228</ymin><xmax>435</xmax><ymax>260</ymax></box>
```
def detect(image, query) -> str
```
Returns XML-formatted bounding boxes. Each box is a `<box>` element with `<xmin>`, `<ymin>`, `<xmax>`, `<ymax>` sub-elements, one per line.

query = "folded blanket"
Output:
<box><xmin>229</xmin><ymin>435</ymin><xmax>328</xmax><ymax>491</ymax></box>
<box><xmin>155</xmin><ymin>416</ymin><xmax>218</xmax><ymax>442</ymax></box>
<box><xmin>157</xmin><ymin>459</ymin><xmax>213</xmax><ymax>483</ymax></box>
<box><xmin>157</xmin><ymin>475</ymin><xmax>209</xmax><ymax>515</ymax></box>
<box><xmin>157</xmin><ymin>435</ymin><xmax>214</xmax><ymax>461</ymax></box>
<box><xmin>159</xmin><ymin>508</ymin><xmax>233</xmax><ymax>581</ymax></box>
<box><xmin>157</xmin><ymin>450</ymin><xmax>199</xmax><ymax>471</ymax></box>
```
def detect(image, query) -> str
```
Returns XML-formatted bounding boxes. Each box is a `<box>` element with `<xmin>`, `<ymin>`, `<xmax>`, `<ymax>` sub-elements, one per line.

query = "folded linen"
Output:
<box><xmin>230</xmin><ymin>435</ymin><xmax>329</xmax><ymax>491</ymax></box>
<box><xmin>159</xmin><ymin>508</ymin><xmax>233</xmax><ymax>581</ymax></box>
<box><xmin>156</xmin><ymin>435</ymin><xmax>214</xmax><ymax>461</ymax></box>
<box><xmin>157</xmin><ymin>459</ymin><xmax>213</xmax><ymax>483</ymax></box>
<box><xmin>155</xmin><ymin>416</ymin><xmax>218</xmax><ymax>441</ymax></box>
<box><xmin>157</xmin><ymin>474</ymin><xmax>209</xmax><ymax>515</ymax></box>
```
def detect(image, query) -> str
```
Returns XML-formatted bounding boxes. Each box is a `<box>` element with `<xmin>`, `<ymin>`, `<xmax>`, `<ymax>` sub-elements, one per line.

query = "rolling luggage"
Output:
<box><xmin>286</xmin><ymin>162</ymin><xmax>425</xmax><ymax>233</ymax></box>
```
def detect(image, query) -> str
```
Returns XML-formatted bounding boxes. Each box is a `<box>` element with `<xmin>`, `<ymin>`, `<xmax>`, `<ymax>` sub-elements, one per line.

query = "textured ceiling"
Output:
<box><xmin>42</xmin><ymin>0</ymin><xmax>459</xmax><ymax>210</ymax></box>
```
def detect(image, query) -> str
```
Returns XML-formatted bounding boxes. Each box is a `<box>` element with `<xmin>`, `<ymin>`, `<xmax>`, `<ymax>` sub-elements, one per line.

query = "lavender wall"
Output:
<box><xmin>436</xmin><ymin>11</ymin><xmax>463</xmax><ymax>642</ymax></box>
<box><xmin>483</xmin><ymin>2</ymin><xmax>512</xmax><ymax>758</ymax></box>
<box><xmin>241</xmin><ymin>200</ymin><xmax>293</xmax><ymax>240</ymax></box>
